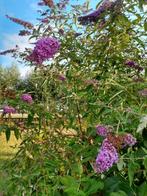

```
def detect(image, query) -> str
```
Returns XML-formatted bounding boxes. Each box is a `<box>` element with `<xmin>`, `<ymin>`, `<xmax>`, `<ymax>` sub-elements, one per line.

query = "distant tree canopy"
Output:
<box><xmin>0</xmin><ymin>64</ymin><xmax>20</xmax><ymax>90</ymax></box>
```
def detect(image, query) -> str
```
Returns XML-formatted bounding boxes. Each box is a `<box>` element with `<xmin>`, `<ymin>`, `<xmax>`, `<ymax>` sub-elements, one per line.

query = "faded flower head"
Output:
<box><xmin>3</xmin><ymin>106</ymin><xmax>16</xmax><ymax>114</ymax></box>
<box><xmin>94</xmin><ymin>138</ymin><xmax>118</xmax><ymax>173</ymax></box>
<box><xmin>21</xmin><ymin>94</ymin><xmax>33</xmax><ymax>104</ymax></box>
<box><xmin>27</xmin><ymin>37</ymin><xmax>60</xmax><ymax>64</ymax></box>
<box><xmin>19</xmin><ymin>30</ymin><xmax>31</xmax><ymax>36</ymax></box>
<box><xmin>6</xmin><ymin>15</ymin><xmax>34</xmax><ymax>29</ymax></box>
<box><xmin>42</xmin><ymin>0</ymin><xmax>54</xmax><ymax>8</ymax></box>
<box><xmin>123</xmin><ymin>133</ymin><xmax>137</xmax><ymax>147</ymax></box>
<box><xmin>96</xmin><ymin>125</ymin><xmax>108</xmax><ymax>137</ymax></box>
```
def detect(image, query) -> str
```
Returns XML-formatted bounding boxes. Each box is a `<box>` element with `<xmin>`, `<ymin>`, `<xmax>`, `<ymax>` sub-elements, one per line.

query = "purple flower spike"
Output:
<box><xmin>3</xmin><ymin>106</ymin><xmax>16</xmax><ymax>114</ymax></box>
<box><xmin>123</xmin><ymin>134</ymin><xmax>136</xmax><ymax>147</ymax></box>
<box><xmin>78</xmin><ymin>0</ymin><xmax>115</xmax><ymax>25</ymax></box>
<box><xmin>21</xmin><ymin>94</ymin><xmax>33</xmax><ymax>104</ymax></box>
<box><xmin>96</xmin><ymin>125</ymin><xmax>108</xmax><ymax>137</ymax></box>
<box><xmin>94</xmin><ymin>139</ymin><xmax>119</xmax><ymax>173</ymax></box>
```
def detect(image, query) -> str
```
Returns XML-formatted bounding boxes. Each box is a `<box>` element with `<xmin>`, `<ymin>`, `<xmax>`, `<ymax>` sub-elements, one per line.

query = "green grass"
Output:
<box><xmin>0</xmin><ymin>133</ymin><xmax>20</xmax><ymax>194</ymax></box>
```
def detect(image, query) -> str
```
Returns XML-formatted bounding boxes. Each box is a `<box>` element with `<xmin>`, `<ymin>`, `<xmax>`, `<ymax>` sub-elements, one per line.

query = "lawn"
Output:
<box><xmin>0</xmin><ymin>133</ymin><xmax>20</xmax><ymax>194</ymax></box>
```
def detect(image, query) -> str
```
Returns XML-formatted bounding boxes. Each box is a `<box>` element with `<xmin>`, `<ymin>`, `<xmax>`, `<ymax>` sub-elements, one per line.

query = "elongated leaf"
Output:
<box><xmin>5</xmin><ymin>127</ymin><xmax>11</xmax><ymax>142</ymax></box>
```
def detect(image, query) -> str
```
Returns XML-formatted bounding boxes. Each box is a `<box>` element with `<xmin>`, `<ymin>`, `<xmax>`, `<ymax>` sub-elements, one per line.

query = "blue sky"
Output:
<box><xmin>0</xmin><ymin>0</ymin><xmax>99</xmax><ymax>76</ymax></box>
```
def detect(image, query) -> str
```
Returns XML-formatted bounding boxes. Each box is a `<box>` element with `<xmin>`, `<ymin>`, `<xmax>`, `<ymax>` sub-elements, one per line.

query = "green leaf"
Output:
<box><xmin>104</xmin><ymin>176</ymin><xmax>134</xmax><ymax>196</ymax></box>
<box><xmin>138</xmin><ymin>182</ymin><xmax>147</xmax><ymax>196</ymax></box>
<box><xmin>5</xmin><ymin>126</ymin><xmax>11</xmax><ymax>142</ymax></box>
<box><xmin>27</xmin><ymin>113</ymin><xmax>34</xmax><ymax>126</ymax></box>
<box><xmin>128</xmin><ymin>162</ymin><xmax>140</xmax><ymax>186</ymax></box>
<box><xmin>144</xmin><ymin>20</ymin><xmax>147</xmax><ymax>32</ymax></box>
<box><xmin>110</xmin><ymin>191</ymin><xmax>127</xmax><ymax>196</ymax></box>
<box><xmin>82</xmin><ymin>177</ymin><xmax>104</xmax><ymax>195</ymax></box>
<box><xmin>71</xmin><ymin>162</ymin><xmax>83</xmax><ymax>176</ymax></box>
<box><xmin>14</xmin><ymin>128</ymin><xmax>20</xmax><ymax>140</ymax></box>
<box><xmin>0</xmin><ymin>125</ymin><xmax>7</xmax><ymax>132</ymax></box>
<box><xmin>60</xmin><ymin>176</ymin><xmax>78</xmax><ymax>188</ymax></box>
<box><xmin>143</xmin><ymin>157</ymin><xmax>147</xmax><ymax>170</ymax></box>
<box><xmin>64</xmin><ymin>188</ymin><xmax>85</xmax><ymax>196</ymax></box>
<box><xmin>86</xmin><ymin>180</ymin><xmax>104</xmax><ymax>195</ymax></box>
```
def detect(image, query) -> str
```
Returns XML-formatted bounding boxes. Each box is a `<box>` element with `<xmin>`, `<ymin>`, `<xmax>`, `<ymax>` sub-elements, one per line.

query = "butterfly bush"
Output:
<box><xmin>27</xmin><ymin>37</ymin><xmax>60</xmax><ymax>64</ymax></box>
<box><xmin>21</xmin><ymin>94</ymin><xmax>33</xmax><ymax>104</ymax></box>
<box><xmin>95</xmin><ymin>130</ymin><xmax>137</xmax><ymax>173</ymax></box>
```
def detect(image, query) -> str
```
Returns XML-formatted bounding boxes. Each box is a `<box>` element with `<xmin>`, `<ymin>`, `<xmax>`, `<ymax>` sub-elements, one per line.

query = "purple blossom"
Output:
<box><xmin>21</xmin><ymin>94</ymin><xmax>33</xmax><ymax>104</ymax></box>
<box><xmin>96</xmin><ymin>125</ymin><xmax>108</xmax><ymax>137</ymax></box>
<box><xmin>27</xmin><ymin>37</ymin><xmax>60</xmax><ymax>64</ymax></box>
<box><xmin>78</xmin><ymin>0</ymin><xmax>115</xmax><ymax>25</ymax></box>
<box><xmin>3</xmin><ymin>106</ymin><xmax>16</xmax><ymax>114</ymax></box>
<box><xmin>125</xmin><ymin>60</ymin><xmax>143</xmax><ymax>71</ymax></box>
<box><xmin>58</xmin><ymin>74</ymin><xmax>66</xmax><ymax>81</ymax></box>
<box><xmin>123</xmin><ymin>134</ymin><xmax>136</xmax><ymax>147</ymax></box>
<box><xmin>94</xmin><ymin>139</ymin><xmax>119</xmax><ymax>173</ymax></box>
<box><xmin>138</xmin><ymin>89</ymin><xmax>147</xmax><ymax>97</ymax></box>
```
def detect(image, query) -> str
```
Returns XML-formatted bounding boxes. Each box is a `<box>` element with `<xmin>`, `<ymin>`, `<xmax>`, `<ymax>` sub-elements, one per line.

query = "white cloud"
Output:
<box><xmin>1</xmin><ymin>33</ymin><xmax>34</xmax><ymax>78</ymax></box>
<box><xmin>19</xmin><ymin>65</ymin><xmax>34</xmax><ymax>78</ymax></box>
<box><xmin>2</xmin><ymin>33</ymin><xmax>33</xmax><ymax>51</ymax></box>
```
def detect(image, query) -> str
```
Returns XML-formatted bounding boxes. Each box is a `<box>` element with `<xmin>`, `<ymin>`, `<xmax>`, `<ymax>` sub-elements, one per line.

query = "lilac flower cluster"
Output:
<box><xmin>123</xmin><ymin>134</ymin><xmax>137</xmax><ymax>147</ymax></box>
<box><xmin>27</xmin><ymin>37</ymin><xmax>60</xmax><ymax>64</ymax></box>
<box><xmin>21</xmin><ymin>94</ymin><xmax>33</xmax><ymax>104</ymax></box>
<box><xmin>3</xmin><ymin>106</ymin><xmax>16</xmax><ymax>114</ymax></box>
<box><xmin>125</xmin><ymin>60</ymin><xmax>143</xmax><ymax>72</ymax></box>
<box><xmin>78</xmin><ymin>0</ymin><xmax>116</xmax><ymax>25</ymax></box>
<box><xmin>94</xmin><ymin>139</ymin><xmax>119</xmax><ymax>173</ymax></box>
<box><xmin>96</xmin><ymin>125</ymin><xmax>108</xmax><ymax>137</ymax></box>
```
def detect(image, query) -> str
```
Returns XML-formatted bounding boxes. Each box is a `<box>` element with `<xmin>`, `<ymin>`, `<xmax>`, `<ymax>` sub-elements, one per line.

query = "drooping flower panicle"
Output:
<box><xmin>6</xmin><ymin>15</ymin><xmax>34</xmax><ymax>29</ymax></box>
<box><xmin>21</xmin><ymin>94</ymin><xmax>33</xmax><ymax>104</ymax></box>
<box><xmin>0</xmin><ymin>49</ymin><xmax>17</xmax><ymax>55</ymax></box>
<box><xmin>27</xmin><ymin>37</ymin><xmax>60</xmax><ymax>64</ymax></box>
<box><xmin>78</xmin><ymin>0</ymin><xmax>116</xmax><ymax>25</ymax></box>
